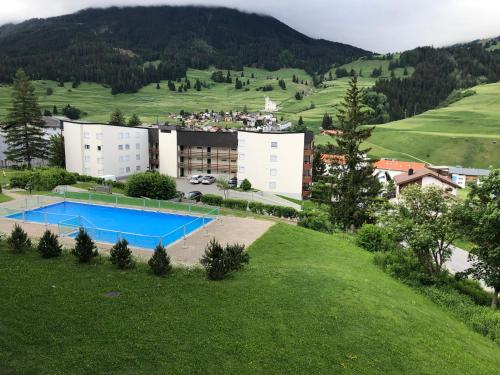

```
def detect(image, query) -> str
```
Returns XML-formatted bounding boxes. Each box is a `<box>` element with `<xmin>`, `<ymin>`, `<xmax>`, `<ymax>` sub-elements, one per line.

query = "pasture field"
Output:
<box><xmin>1</xmin><ymin>223</ymin><xmax>499</xmax><ymax>374</ymax></box>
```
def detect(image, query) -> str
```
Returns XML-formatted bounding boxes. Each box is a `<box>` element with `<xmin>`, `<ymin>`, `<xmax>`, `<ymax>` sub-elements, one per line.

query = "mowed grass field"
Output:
<box><xmin>1</xmin><ymin>223</ymin><xmax>499</xmax><ymax>374</ymax></box>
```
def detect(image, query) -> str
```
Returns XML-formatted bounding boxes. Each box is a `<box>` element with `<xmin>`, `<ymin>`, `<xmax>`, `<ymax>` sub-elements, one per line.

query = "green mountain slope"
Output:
<box><xmin>1</xmin><ymin>223</ymin><xmax>499</xmax><ymax>374</ymax></box>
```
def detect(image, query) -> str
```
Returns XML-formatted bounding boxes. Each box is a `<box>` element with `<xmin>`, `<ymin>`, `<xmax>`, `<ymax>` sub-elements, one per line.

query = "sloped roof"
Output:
<box><xmin>448</xmin><ymin>167</ymin><xmax>489</xmax><ymax>176</ymax></box>
<box><xmin>375</xmin><ymin>159</ymin><xmax>426</xmax><ymax>172</ymax></box>
<box><xmin>394</xmin><ymin>168</ymin><xmax>461</xmax><ymax>188</ymax></box>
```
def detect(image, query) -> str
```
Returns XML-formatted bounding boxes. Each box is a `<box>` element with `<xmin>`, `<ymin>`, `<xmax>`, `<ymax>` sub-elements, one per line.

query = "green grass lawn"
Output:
<box><xmin>0</xmin><ymin>223</ymin><xmax>499</xmax><ymax>374</ymax></box>
<box><xmin>0</xmin><ymin>192</ymin><xmax>13</xmax><ymax>203</ymax></box>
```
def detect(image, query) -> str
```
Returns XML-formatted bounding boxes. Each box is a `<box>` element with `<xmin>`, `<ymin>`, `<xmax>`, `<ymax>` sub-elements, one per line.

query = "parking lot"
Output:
<box><xmin>175</xmin><ymin>178</ymin><xmax>301</xmax><ymax>210</ymax></box>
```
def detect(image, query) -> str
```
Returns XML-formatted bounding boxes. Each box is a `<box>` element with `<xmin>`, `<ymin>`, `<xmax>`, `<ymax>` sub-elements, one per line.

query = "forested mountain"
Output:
<box><xmin>371</xmin><ymin>43</ymin><xmax>500</xmax><ymax>121</ymax></box>
<box><xmin>0</xmin><ymin>6</ymin><xmax>369</xmax><ymax>94</ymax></box>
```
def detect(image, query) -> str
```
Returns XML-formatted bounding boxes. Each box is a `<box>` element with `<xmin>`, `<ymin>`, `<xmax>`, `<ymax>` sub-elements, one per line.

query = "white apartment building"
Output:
<box><xmin>158</xmin><ymin>126</ymin><xmax>313</xmax><ymax>199</ymax></box>
<box><xmin>64</xmin><ymin>121</ymin><xmax>150</xmax><ymax>179</ymax></box>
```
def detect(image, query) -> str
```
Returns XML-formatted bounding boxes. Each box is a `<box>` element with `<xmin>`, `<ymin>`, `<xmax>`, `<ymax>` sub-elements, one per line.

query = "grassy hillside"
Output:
<box><xmin>1</xmin><ymin>223</ymin><xmax>499</xmax><ymax>374</ymax></box>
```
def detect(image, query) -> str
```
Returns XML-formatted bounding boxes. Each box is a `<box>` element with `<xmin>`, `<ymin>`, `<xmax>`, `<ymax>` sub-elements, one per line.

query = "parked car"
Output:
<box><xmin>186</xmin><ymin>191</ymin><xmax>203</xmax><ymax>202</ymax></box>
<box><xmin>228</xmin><ymin>177</ymin><xmax>237</xmax><ymax>188</ymax></box>
<box><xmin>189</xmin><ymin>175</ymin><xmax>203</xmax><ymax>184</ymax></box>
<box><xmin>201</xmin><ymin>175</ymin><xmax>216</xmax><ymax>185</ymax></box>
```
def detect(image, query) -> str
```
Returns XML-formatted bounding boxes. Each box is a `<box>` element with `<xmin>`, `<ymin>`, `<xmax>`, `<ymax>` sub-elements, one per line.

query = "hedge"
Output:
<box><xmin>72</xmin><ymin>173</ymin><xmax>125</xmax><ymax>190</ymax></box>
<box><xmin>201</xmin><ymin>194</ymin><xmax>224</xmax><ymax>206</ymax></box>
<box><xmin>222</xmin><ymin>198</ymin><xmax>249</xmax><ymax>211</ymax></box>
<box><xmin>10</xmin><ymin>168</ymin><xmax>76</xmax><ymax>191</ymax></box>
<box><xmin>220</xmin><ymin>198</ymin><xmax>299</xmax><ymax>219</ymax></box>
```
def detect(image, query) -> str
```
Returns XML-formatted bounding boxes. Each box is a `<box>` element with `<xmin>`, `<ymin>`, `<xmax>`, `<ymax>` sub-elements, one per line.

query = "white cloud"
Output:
<box><xmin>1</xmin><ymin>0</ymin><xmax>500</xmax><ymax>52</ymax></box>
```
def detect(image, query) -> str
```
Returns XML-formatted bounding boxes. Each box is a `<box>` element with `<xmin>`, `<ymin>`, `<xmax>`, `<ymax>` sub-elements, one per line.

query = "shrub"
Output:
<box><xmin>148</xmin><ymin>244</ymin><xmax>172</xmax><ymax>276</ymax></box>
<box><xmin>222</xmin><ymin>199</ymin><xmax>248</xmax><ymax>211</ymax></box>
<box><xmin>126</xmin><ymin>172</ymin><xmax>176</xmax><ymax>200</ymax></box>
<box><xmin>37</xmin><ymin>230</ymin><xmax>62</xmax><ymax>258</ymax></box>
<box><xmin>225</xmin><ymin>243</ymin><xmax>249</xmax><ymax>271</ymax></box>
<box><xmin>110</xmin><ymin>239</ymin><xmax>134</xmax><ymax>269</ymax></box>
<box><xmin>7</xmin><ymin>224</ymin><xmax>31</xmax><ymax>253</ymax></box>
<box><xmin>240</xmin><ymin>178</ymin><xmax>252</xmax><ymax>191</ymax></box>
<box><xmin>10</xmin><ymin>168</ymin><xmax>76</xmax><ymax>191</ymax></box>
<box><xmin>201</xmin><ymin>194</ymin><xmax>224</xmax><ymax>206</ymax></box>
<box><xmin>200</xmin><ymin>238</ymin><xmax>228</xmax><ymax>280</ymax></box>
<box><xmin>356</xmin><ymin>224</ymin><xmax>394</xmax><ymax>252</ymax></box>
<box><xmin>248</xmin><ymin>201</ymin><xmax>266</xmax><ymax>215</ymax></box>
<box><xmin>72</xmin><ymin>228</ymin><xmax>98</xmax><ymax>263</ymax></box>
<box><xmin>298</xmin><ymin>207</ymin><xmax>334</xmax><ymax>233</ymax></box>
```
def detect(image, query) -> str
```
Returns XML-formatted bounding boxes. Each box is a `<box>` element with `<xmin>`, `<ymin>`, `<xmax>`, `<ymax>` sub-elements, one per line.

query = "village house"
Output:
<box><xmin>393</xmin><ymin>168</ymin><xmax>461</xmax><ymax>197</ymax></box>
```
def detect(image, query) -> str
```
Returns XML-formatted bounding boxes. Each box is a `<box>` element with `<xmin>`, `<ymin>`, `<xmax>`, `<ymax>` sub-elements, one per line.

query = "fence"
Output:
<box><xmin>0</xmin><ymin>192</ymin><xmax>219</xmax><ymax>250</ymax></box>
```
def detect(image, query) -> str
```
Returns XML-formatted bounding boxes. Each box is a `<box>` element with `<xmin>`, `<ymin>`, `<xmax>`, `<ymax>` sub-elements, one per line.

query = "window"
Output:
<box><xmin>125</xmin><ymin>144</ymin><xmax>130</xmax><ymax>150</ymax></box>
<box><xmin>238</xmin><ymin>153</ymin><xmax>245</xmax><ymax>160</ymax></box>
<box><xmin>135</xmin><ymin>132</ymin><xmax>141</xmax><ymax>139</ymax></box>
<box><xmin>271</xmin><ymin>141</ymin><xmax>278</xmax><ymax>149</ymax></box>
<box><xmin>270</xmin><ymin>168</ymin><xmax>277</xmax><ymax>177</ymax></box>
<box><xmin>118</xmin><ymin>145</ymin><xmax>123</xmax><ymax>150</ymax></box>
<box><xmin>269</xmin><ymin>182</ymin><xmax>276</xmax><ymax>190</ymax></box>
<box><xmin>97</xmin><ymin>158</ymin><xmax>103</xmax><ymax>165</ymax></box>
<box><xmin>270</xmin><ymin>155</ymin><xmax>278</xmax><ymax>162</ymax></box>
<box><xmin>136</xmin><ymin>154</ymin><xmax>140</xmax><ymax>161</ymax></box>
<box><xmin>97</xmin><ymin>169</ymin><xmax>104</xmax><ymax>176</ymax></box>
<box><xmin>118</xmin><ymin>132</ymin><xmax>124</xmax><ymax>139</ymax></box>
<box><xmin>135</xmin><ymin>143</ymin><xmax>140</xmax><ymax>150</ymax></box>
<box><xmin>125</xmin><ymin>155</ymin><xmax>130</xmax><ymax>162</ymax></box>
<box><xmin>136</xmin><ymin>166</ymin><xmax>141</xmax><ymax>171</ymax></box>
<box><xmin>119</xmin><ymin>156</ymin><xmax>124</xmax><ymax>162</ymax></box>
<box><xmin>83</xmin><ymin>132</ymin><xmax>90</xmax><ymax>139</ymax></box>
<box><xmin>119</xmin><ymin>168</ymin><xmax>124</xmax><ymax>174</ymax></box>
<box><xmin>84</xmin><ymin>144</ymin><xmax>90</xmax><ymax>150</ymax></box>
<box><xmin>124</xmin><ymin>133</ymin><xmax>130</xmax><ymax>139</ymax></box>
<box><xmin>96</xmin><ymin>133</ymin><xmax>103</xmax><ymax>140</ymax></box>
<box><xmin>97</xmin><ymin>145</ymin><xmax>102</xmax><ymax>151</ymax></box>
<box><xmin>238</xmin><ymin>166</ymin><xmax>245</xmax><ymax>173</ymax></box>
<box><xmin>84</xmin><ymin>168</ymin><xmax>91</xmax><ymax>174</ymax></box>
<box><xmin>126</xmin><ymin>167</ymin><xmax>131</xmax><ymax>173</ymax></box>
<box><xmin>84</xmin><ymin>155</ymin><xmax>91</xmax><ymax>162</ymax></box>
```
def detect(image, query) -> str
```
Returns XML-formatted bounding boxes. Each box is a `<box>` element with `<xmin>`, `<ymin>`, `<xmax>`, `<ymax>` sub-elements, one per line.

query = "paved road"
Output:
<box><xmin>175</xmin><ymin>178</ymin><xmax>302</xmax><ymax>210</ymax></box>
<box><xmin>445</xmin><ymin>245</ymin><xmax>492</xmax><ymax>292</ymax></box>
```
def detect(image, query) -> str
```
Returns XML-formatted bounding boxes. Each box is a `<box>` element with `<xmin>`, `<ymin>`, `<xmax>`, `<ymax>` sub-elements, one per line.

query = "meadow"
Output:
<box><xmin>1</xmin><ymin>223</ymin><xmax>499</xmax><ymax>374</ymax></box>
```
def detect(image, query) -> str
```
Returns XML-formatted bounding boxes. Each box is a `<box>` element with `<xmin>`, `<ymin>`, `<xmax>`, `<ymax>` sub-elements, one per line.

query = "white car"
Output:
<box><xmin>201</xmin><ymin>175</ymin><xmax>216</xmax><ymax>185</ymax></box>
<box><xmin>189</xmin><ymin>175</ymin><xmax>203</xmax><ymax>184</ymax></box>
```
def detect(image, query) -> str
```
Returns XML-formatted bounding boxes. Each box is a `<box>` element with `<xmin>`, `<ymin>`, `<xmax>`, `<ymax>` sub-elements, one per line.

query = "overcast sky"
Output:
<box><xmin>2</xmin><ymin>0</ymin><xmax>500</xmax><ymax>52</ymax></box>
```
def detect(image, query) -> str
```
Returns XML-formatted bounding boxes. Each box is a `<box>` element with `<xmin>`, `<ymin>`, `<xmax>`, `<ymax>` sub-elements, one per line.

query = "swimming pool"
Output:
<box><xmin>8</xmin><ymin>201</ymin><xmax>214</xmax><ymax>249</ymax></box>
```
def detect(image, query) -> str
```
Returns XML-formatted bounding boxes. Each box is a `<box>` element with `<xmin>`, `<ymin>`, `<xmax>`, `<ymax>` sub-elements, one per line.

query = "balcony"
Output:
<box><xmin>302</xmin><ymin>176</ymin><xmax>312</xmax><ymax>184</ymax></box>
<box><xmin>304</xmin><ymin>149</ymin><xmax>313</xmax><ymax>157</ymax></box>
<box><xmin>303</xmin><ymin>162</ymin><xmax>312</xmax><ymax>169</ymax></box>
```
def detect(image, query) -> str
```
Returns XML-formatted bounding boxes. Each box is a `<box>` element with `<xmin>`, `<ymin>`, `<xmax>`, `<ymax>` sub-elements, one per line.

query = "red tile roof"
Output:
<box><xmin>375</xmin><ymin>159</ymin><xmax>426</xmax><ymax>172</ymax></box>
<box><xmin>321</xmin><ymin>154</ymin><xmax>346</xmax><ymax>165</ymax></box>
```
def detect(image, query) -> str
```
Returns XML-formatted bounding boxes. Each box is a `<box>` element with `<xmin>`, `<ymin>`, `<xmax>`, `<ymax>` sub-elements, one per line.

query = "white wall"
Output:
<box><xmin>236</xmin><ymin>131</ymin><xmax>304</xmax><ymax>199</ymax></box>
<box><xmin>158</xmin><ymin>129</ymin><xmax>178</xmax><ymax>177</ymax></box>
<box><xmin>64</xmin><ymin>121</ymin><xmax>149</xmax><ymax>179</ymax></box>
<box><xmin>421</xmin><ymin>175</ymin><xmax>457</xmax><ymax>195</ymax></box>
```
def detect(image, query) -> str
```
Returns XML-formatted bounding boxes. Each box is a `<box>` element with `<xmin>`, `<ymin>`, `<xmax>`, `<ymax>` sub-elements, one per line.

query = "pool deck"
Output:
<box><xmin>0</xmin><ymin>192</ymin><xmax>274</xmax><ymax>265</ymax></box>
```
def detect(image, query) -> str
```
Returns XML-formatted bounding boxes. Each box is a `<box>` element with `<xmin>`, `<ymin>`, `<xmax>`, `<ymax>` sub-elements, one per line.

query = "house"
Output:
<box><xmin>427</xmin><ymin>166</ymin><xmax>490</xmax><ymax>188</ymax></box>
<box><xmin>393</xmin><ymin>168</ymin><xmax>461</xmax><ymax>197</ymax></box>
<box><xmin>63</xmin><ymin>121</ymin><xmax>150</xmax><ymax>179</ymax></box>
<box><xmin>374</xmin><ymin>159</ymin><xmax>426</xmax><ymax>184</ymax></box>
<box><xmin>158</xmin><ymin>126</ymin><xmax>314</xmax><ymax>199</ymax></box>
<box><xmin>264</xmin><ymin>97</ymin><xmax>278</xmax><ymax>112</ymax></box>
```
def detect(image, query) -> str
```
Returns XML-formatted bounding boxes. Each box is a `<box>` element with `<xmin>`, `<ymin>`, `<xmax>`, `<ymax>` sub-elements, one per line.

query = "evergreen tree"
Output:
<box><xmin>48</xmin><ymin>134</ymin><xmax>65</xmax><ymax>168</ymax></box>
<box><xmin>235</xmin><ymin>78</ymin><xmax>243</xmax><ymax>89</ymax></box>
<box><xmin>37</xmin><ymin>230</ymin><xmax>62</xmax><ymax>258</ymax></box>
<box><xmin>72</xmin><ymin>228</ymin><xmax>98</xmax><ymax>263</ymax></box>
<box><xmin>200</xmin><ymin>238</ymin><xmax>228</xmax><ymax>280</ymax></box>
<box><xmin>312</xmin><ymin>151</ymin><xmax>326</xmax><ymax>182</ymax></box>
<box><xmin>278</xmin><ymin>79</ymin><xmax>286</xmax><ymax>90</ymax></box>
<box><xmin>156</xmin><ymin>82</ymin><xmax>160</xmax><ymax>89</ymax></box>
<box><xmin>4</xmin><ymin>69</ymin><xmax>48</xmax><ymax>169</ymax></box>
<box><xmin>321</xmin><ymin>112</ymin><xmax>334</xmax><ymax>130</ymax></box>
<box><xmin>298</xmin><ymin>116</ymin><xmax>304</xmax><ymax>126</ymax></box>
<box><xmin>325</xmin><ymin>76</ymin><xmax>381</xmax><ymax>230</ymax></box>
<box><xmin>128</xmin><ymin>113</ymin><xmax>141</xmax><ymax>127</ymax></box>
<box><xmin>168</xmin><ymin>80</ymin><xmax>176</xmax><ymax>91</ymax></box>
<box><xmin>403</xmin><ymin>66</ymin><xmax>409</xmax><ymax>76</ymax></box>
<box><xmin>109</xmin><ymin>108</ymin><xmax>126</xmax><ymax>126</ymax></box>
<box><xmin>7</xmin><ymin>224</ymin><xmax>31</xmax><ymax>253</ymax></box>
<box><xmin>148</xmin><ymin>244</ymin><xmax>171</xmax><ymax>276</ymax></box>
<box><xmin>225</xmin><ymin>70</ymin><xmax>232</xmax><ymax>83</ymax></box>
<box><xmin>185</xmin><ymin>79</ymin><xmax>191</xmax><ymax>89</ymax></box>
<box><xmin>52</xmin><ymin>105</ymin><xmax>58</xmax><ymax>115</ymax></box>
<box><xmin>110</xmin><ymin>239</ymin><xmax>133</xmax><ymax>269</ymax></box>
<box><xmin>195</xmin><ymin>79</ymin><xmax>202</xmax><ymax>91</ymax></box>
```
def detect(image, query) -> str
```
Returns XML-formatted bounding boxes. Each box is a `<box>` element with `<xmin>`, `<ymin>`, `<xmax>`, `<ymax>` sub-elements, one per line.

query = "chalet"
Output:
<box><xmin>428</xmin><ymin>166</ymin><xmax>490</xmax><ymax>188</ymax></box>
<box><xmin>374</xmin><ymin>159</ymin><xmax>426</xmax><ymax>184</ymax></box>
<box><xmin>393</xmin><ymin>168</ymin><xmax>461</xmax><ymax>197</ymax></box>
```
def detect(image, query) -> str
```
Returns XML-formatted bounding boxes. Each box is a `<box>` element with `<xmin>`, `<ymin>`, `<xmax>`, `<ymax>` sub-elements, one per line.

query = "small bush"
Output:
<box><xmin>248</xmin><ymin>201</ymin><xmax>266</xmax><ymax>215</ymax></box>
<box><xmin>37</xmin><ymin>230</ymin><xmax>62</xmax><ymax>258</ymax></box>
<box><xmin>72</xmin><ymin>228</ymin><xmax>98</xmax><ymax>263</ymax></box>
<box><xmin>126</xmin><ymin>172</ymin><xmax>176</xmax><ymax>200</ymax></box>
<box><xmin>7</xmin><ymin>224</ymin><xmax>31</xmax><ymax>253</ymax></box>
<box><xmin>110</xmin><ymin>239</ymin><xmax>133</xmax><ymax>269</ymax></box>
<box><xmin>201</xmin><ymin>194</ymin><xmax>224</xmax><ymax>206</ymax></box>
<box><xmin>222</xmin><ymin>199</ymin><xmax>248</xmax><ymax>211</ymax></box>
<box><xmin>148</xmin><ymin>244</ymin><xmax>171</xmax><ymax>276</ymax></box>
<box><xmin>240</xmin><ymin>178</ymin><xmax>252</xmax><ymax>191</ymax></box>
<box><xmin>200</xmin><ymin>239</ymin><xmax>228</xmax><ymax>280</ymax></box>
<box><xmin>298</xmin><ymin>207</ymin><xmax>334</xmax><ymax>233</ymax></box>
<box><xmin>10</xmin><ymin>167</ymin><xmax>76</xmax><ymax>191</ymax></box>
<box><xmin>356</xmin><ymin>224</ymin><xmax>394</xmax><ymax>252</ymax></box>
<box><xmin>225</xmin><ymin>243</ymin><xmax>249</xmax><ymax>271</ymax></box>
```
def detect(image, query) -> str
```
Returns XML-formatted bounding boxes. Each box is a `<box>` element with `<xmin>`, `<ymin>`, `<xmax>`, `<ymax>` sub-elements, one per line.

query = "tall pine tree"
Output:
<box><xmin>4</xmin><ymin>69</ymin><xmax>48</xmax><ymax>168</ymax></box>
<box><xmin>326</xmin><ymin>75</ymin><xmax>381</xmax><ymax>230</ymax></box>
<box><xmin>109</xmin><ymin>108</ymin><xmax>126</xmax><ymax>126</ymax></box>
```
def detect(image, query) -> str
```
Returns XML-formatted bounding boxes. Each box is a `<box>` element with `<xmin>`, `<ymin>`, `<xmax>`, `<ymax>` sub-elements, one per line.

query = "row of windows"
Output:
<box><xmin>238</xmin><ymin>154</ymin><xmax>278</xmax><ymax>162</ymax></box>
<box><xmin>118</xmin><ymin>155</ymin><xmax>141</xmax><ymax>162</ymax></box>
<box><xmin>84</xmin><ymin>144</ymin><xmax>102</xmax><ymax>151</ymax></box>
<box><xmin>238</xmin><ymin>139</ymin><xmax>278</xmax><ymax>149</ymax></box>
<box><xmin>118</xmin><ymin>144</ymin><xmax>141</xmax><ymax>150</ymax></box>
<box><xmin>238</xmin><ymin>167</ymin><xmax>277</xmax><ymax>177</ymax></box>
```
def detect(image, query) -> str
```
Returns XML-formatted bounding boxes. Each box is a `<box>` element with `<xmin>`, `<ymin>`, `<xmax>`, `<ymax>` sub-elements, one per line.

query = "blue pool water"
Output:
<box><xmin>8</xmin><ymin>201</ymin><xmax>213</xmax><ymax>249</ymax></box>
